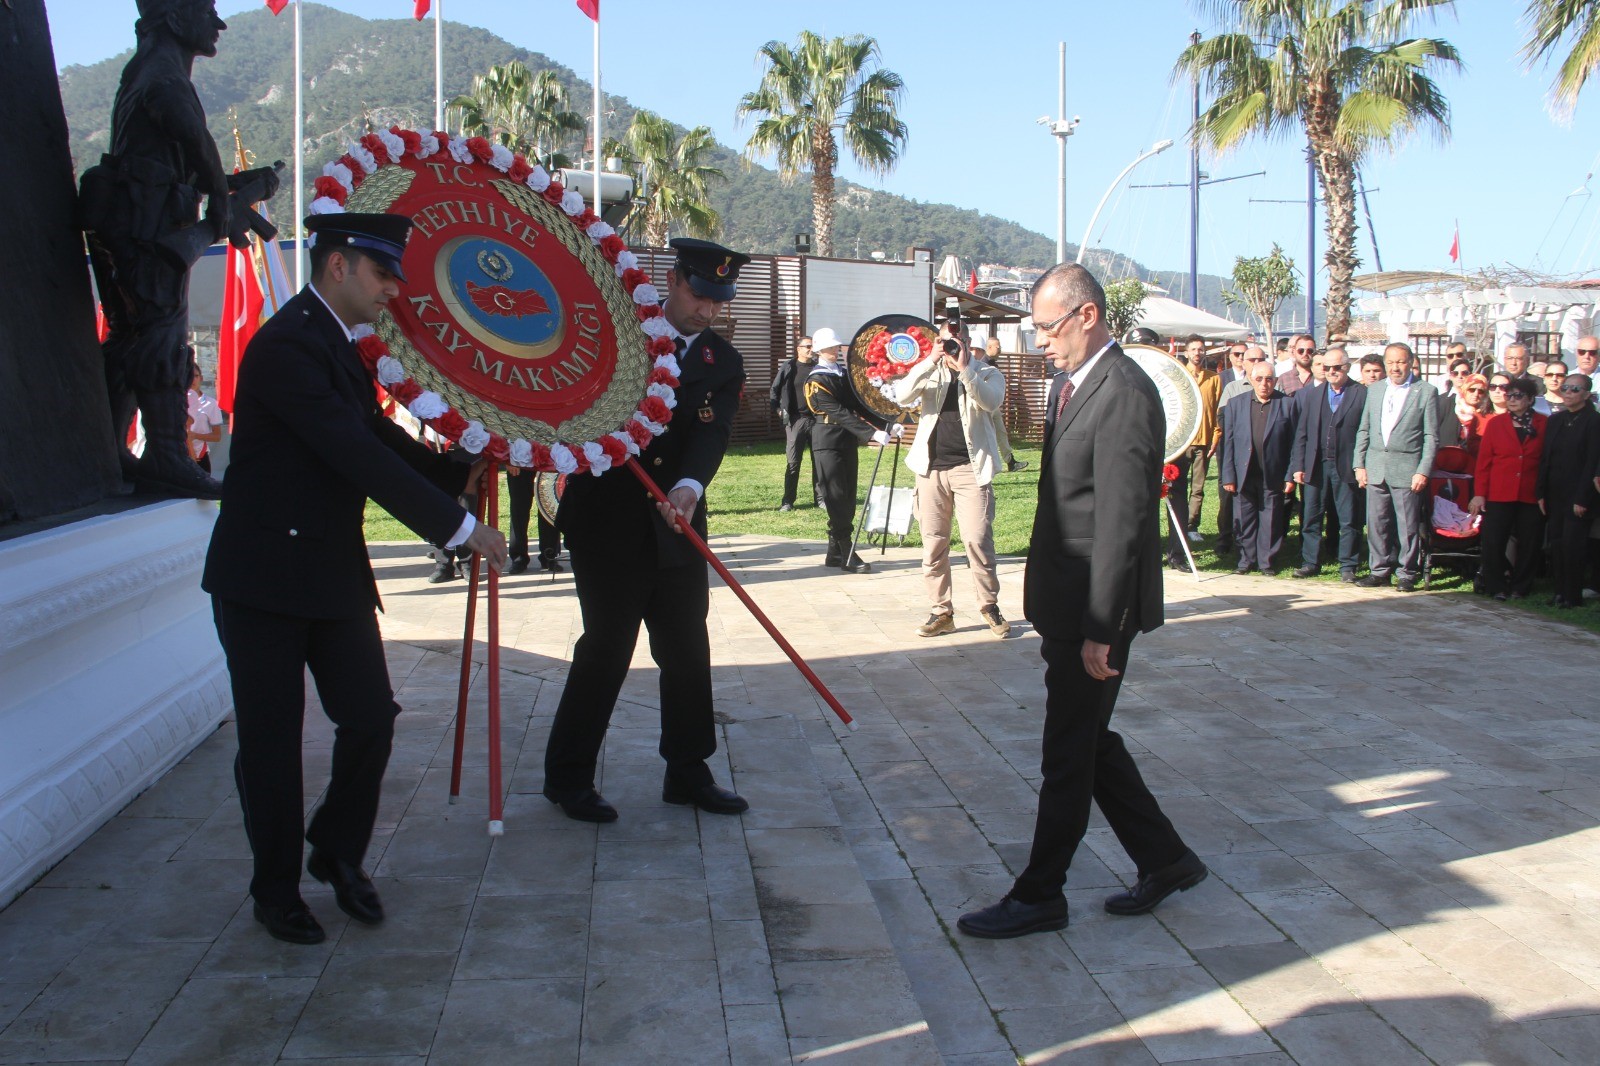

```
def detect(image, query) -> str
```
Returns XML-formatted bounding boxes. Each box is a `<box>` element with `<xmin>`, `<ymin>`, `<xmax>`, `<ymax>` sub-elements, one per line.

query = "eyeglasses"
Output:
<box><xmin>1560</xmin><ymin>384</ymin><xmax>1591</xmax><ymax>394</ymax></box>
<box><xmin>1032</xmin><ymin>302</ymin><xmax>1087</xmax><ymax>339</ymax></box>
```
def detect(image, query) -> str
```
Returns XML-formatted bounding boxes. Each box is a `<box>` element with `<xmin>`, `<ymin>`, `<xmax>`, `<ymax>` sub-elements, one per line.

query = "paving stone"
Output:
<box><xmin>1094</xmin><ymin>963</ymin><xmax>1277</xmax><ymax>1062</ymax></box>
<box><xmin>1268</xmin><ymin>1010</ymin><xmax>1425</xmax><ymax>1065</ymax></box>
<box><xmin>427</xmin><ymin>978</ymin><xmax>582</xmax><ymax>1065</ymax></box>
<box><xmin>126</xmin><ymin>976</ymin><xmax>314</xmax><ymax>1065</ymax></box>
<box><xmin>580</xmin><ymin>962</ymin><xmax>726</xmax><ymax>1064</ymax></box>
<box><xmin>455</xmin><ymin>892</ymin><xmax>588</xmax><ymax>980</ymax></box>
<box><xmin>280</xmin><ymin>952</ymin><xmax>454</xmax><ymax>1059</ymax></box>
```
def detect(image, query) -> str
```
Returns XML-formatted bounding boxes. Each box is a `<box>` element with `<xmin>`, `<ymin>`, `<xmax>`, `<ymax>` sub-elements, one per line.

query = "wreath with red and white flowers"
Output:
<box><xmin>309</xmin><ymin>126</ymin><xmax>680</xmax><ymax>477</ymax></box>
<box><xmin>861</xmin><ymin>326</ymin><xmax>935</xmax><ymax>384</ymax></box>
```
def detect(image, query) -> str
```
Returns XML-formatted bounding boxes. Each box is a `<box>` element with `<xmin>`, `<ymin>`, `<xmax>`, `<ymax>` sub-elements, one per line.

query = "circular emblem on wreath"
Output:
<box><xmin>307</xmin><ymin>128</ymin><xmax>683</xmax><ymax>476</ymax></box>
<box><xmin>884</xmin><ymin>332</ymin><xmax>922</xmax><ymax>365</ymax></box>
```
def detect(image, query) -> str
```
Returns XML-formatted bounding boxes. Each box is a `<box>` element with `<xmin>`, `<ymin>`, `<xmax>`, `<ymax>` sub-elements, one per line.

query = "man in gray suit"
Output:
<box><xmin>1353</xmin><ymin>342</ymin><xmax>1439</xmax><ymax>591</ymax></box>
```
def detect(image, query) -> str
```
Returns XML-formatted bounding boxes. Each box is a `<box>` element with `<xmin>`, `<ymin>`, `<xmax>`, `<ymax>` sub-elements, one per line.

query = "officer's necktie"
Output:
<box><xmin>1054</xmin><ymin>377</ymin><xmax>1075</xmax><ymax>424</ymax></box>
<box><xmin>674</xmin><ymin>336</ymin><xmax>686</xmax><ymax>359</ymax></box>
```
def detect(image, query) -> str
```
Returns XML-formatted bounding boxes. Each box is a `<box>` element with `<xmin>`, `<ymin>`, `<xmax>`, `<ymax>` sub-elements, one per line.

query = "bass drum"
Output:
<box><xmin>534</xmin><ymin>471</ymin><xmax>565</xmax><ymax>526</ymax></box>
<box><xmin>1120</xmin><ymin>344</ymin><xmax>1205</xmax><ymax>463</ymax></box>
<box><xmin>844</xmin><ymin>313</ymin><xmax>940</xmax><ymax>425</ymax></box>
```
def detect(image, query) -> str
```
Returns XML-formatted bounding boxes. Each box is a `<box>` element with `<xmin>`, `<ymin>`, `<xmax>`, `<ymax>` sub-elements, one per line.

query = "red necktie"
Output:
<box><xmin>1054</xmin><ymin>377</ymin><xmax>1075</xmax><ymax>422</ymax></box>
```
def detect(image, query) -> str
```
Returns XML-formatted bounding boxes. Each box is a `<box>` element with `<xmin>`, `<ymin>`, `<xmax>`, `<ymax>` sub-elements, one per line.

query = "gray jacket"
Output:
<box><xmin>1353</xmin><ymin>378</ymin><xmax>1440</xmax><ymax>486</ymax></box>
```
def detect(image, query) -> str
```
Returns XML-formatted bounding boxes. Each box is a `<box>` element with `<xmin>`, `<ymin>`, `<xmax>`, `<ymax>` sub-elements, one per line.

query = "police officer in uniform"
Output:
<box><xmin>203</xmin><ymin>212</ymin><xmax>508</xmax><ymax>944</ymax></box>
<box><xmin>542</xmin><ymin>238</ymin><xmax>752</xmax><ymax>823</ymax></box>
<box><xmin>805</xmin><ymin>327</ymin><xmax>892</xmax><ymax>573</ymax></box>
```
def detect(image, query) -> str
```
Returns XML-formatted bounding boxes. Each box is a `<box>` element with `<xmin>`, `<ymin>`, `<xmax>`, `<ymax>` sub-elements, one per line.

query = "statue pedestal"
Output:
<box><xmin>0</xmin><ymin>500</ymin><xmax>229</xmax><ymax>905</ymax></box>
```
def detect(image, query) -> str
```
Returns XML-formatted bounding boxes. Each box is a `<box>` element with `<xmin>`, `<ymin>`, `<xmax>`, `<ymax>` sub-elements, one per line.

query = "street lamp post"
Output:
<box><xmin>1075</xmin><ymin>139</ymin><xmax>1176</xmax><ymax>266</ymax></box>
<box><xmin>1041</xmin><ymin>43</ymin><xmax>1080</xmax><ymax>264</ymax></box>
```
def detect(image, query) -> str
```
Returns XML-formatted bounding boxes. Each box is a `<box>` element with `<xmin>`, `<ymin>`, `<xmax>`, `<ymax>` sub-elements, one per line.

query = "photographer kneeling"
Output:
<box><xmin>893</xmin><ymin>317</ymin><xmax>1011</xmax><ymax>637</ymax></box>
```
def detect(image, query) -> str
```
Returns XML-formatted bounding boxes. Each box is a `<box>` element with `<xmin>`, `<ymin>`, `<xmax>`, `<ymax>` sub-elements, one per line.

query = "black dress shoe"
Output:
<box><xmin>1234</xmin><ymin>566</ymin><xmax>1251</xmax><ymax>576</ymax></box>
<box><xmin>1292</xmin><ymin>565</ymin><xmax>1319</xmax><ymax>578</ymax></box>
<box><xmin>307</xmin><ymin>849</ymin><xmax>384</xmax><ymax>925</ymax></box>
<box><xmin>508</xmin><ymin>556</ymin><xmax>530</xmax><ymax>575</ymax></box>
<box><xmin>540</xmin><ymin>559</ymin><xmax>565</xmax><ymax>574</ymax></box>
<box><xmin>428</xmin><ymin>559</ymin><xmax>458</xmax><ymax>583</ymax></box>
<box><xmin>1355</xmin><ymin>574</ymin><xmax>1390</xmax><ymax>588</ymax></box>
<box><xmin>1396</xmin><ymin>579</ymin><xmax>1418</xmax><ymax>593</ymax></box>
<box><xmin>1104</xmin><ymin>850</ymin><xmax>1208</xmax><ymax>916</ymax></box>
<box><xmin>778</xmin><ymin>502</ymin><xmax>794</xmax><ymax>512</ymax></box>
<box><xmin>253</xmin><ymin>900</ymin><xmax>326</xmax><ymax>944</ymax></box>
<box><xmin>547</xmin><ymin>788</ymin><xmax>619</xmax><ymax>823</ymax></box>
<box><xmin>957</xmin><ymin>894</ymin><xmax>1068</xmax><ymax>939</ymax></box>
<box><xmin>1340</xmin><ymin>571</ymin><xmax>1359</xmax><ymax>583</ymax></box>
<box><xmin>662</xmin><ymin>776</ymin><xmax>749</xmax><ymax>815</ymax></box>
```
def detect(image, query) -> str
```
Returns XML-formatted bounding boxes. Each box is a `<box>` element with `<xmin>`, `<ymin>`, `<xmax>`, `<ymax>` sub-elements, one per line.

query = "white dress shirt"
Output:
<box><xmin>1380</xmin><ymin>378</ymin><xmax>1412</xmax><ymax>445</ymax></box>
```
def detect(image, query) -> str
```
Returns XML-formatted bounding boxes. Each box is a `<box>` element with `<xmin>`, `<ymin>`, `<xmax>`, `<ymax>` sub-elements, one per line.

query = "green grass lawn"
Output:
<box><xmin>363</xmin><ymin>440</ymin><xmax>1600</xmax><ymax>635</ymax></box>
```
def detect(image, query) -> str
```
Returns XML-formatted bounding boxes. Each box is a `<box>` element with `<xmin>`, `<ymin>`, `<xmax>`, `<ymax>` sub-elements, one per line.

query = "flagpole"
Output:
<box><xmin>293</xmin><ymin>0</ymin><xmax>304</xmax><ymax>291</ymax></box>
<box><xmin>592</xmin><ymin>11</ymin><xmax>602</xmax><ymax>217</ymax></box>
<box><xmin>434</xmin><ymin>0</ymin><xmax>443</xmax><ymax>131</ymax></box>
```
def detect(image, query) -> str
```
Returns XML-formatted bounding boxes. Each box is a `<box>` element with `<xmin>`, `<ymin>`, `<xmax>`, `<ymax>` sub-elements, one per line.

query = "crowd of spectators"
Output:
<box><xmin>1169</xmin><ymin>332</ymin><xmax>1600</xmax><ymax>609</ymax></box>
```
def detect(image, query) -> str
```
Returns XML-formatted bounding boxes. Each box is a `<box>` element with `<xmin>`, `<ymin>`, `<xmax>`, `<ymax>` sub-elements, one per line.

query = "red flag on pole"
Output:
<box><xmin>265</xmin><ymin>0</ymin><xmax>289</xmax><ymax>14</ymax></box>
<box><xmin>576</xmin><ymin>0</ymin><xmax>598</xmax><ymax>20</ymax></box>
<box><xmin>218</xmin><ymin>240</ymin><xmax>265</xmax><ymax>415</ymax></box>
<box><xmin>1448</xmin><ymin>226</ymin><xmax>1460</xmax><ymax>264</ymax></box>
<box><xmin>413</xmin><ymin>0</ymin><xmax>430</xmax><ymax>19</ymax></box>
<box><xmin>967</xmin><ymin>269</ymin><xmax>978</xmax><ymax>293</ymax></box>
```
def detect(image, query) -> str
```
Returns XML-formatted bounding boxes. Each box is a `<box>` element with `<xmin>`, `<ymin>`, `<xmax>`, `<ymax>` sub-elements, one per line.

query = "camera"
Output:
<box><xmin>942</xmin><ymin>296</ymin><xmax>962</xmax><ymax>356</ymax></box>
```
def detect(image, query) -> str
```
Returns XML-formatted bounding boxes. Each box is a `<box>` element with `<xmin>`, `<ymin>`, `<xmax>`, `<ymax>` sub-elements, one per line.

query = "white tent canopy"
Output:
<box><xmin>1135</xmin><ymin>296</ymin><xmax>1252</xmax><ymax>341</ymax></box>
<box><xmin>1355</xmin><ymin>286</ymin><xmax>1600</xmax><ymax>356</ymax></box>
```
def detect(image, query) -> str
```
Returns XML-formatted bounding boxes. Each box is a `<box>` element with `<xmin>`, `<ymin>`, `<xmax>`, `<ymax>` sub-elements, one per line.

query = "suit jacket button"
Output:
<box><xmin>289</xmin><ymin>529</ymin><xmax>298</xmax><ymax>537</ymax></box>
<box><xmin>653</xmin><ymin>457</ymin><xmax>663</xmax><ymax>466</ymax></box>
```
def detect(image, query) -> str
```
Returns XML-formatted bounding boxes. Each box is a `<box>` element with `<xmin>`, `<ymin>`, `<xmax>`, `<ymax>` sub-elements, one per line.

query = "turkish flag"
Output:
<box><xmin>414</xmin><ymin>0</ymin><xmax>430</xmax><ymax>19</ymax></box>
<box><xmin>265</xmin><ymin>0</ymin><xmax>289</xmax><ymax>14</ymax></box>
<box><xmin>218</xmin><ymin>240</ymin><xmax>265</xmax><ymax>415</ymax></box>
<box><xmin>1448</xmin><ymin>227</ymin><xmax>1460</xmax><ymax>264</ymax></box>
<box><xmin>967</xmin><ymin>269</ymin><xmax>978</xmax><ymax>293</ymax></box>
<box><xmin>576</xmin><ymin>0</ymin><xmax>599</xmax><ymax>20</ymax></box>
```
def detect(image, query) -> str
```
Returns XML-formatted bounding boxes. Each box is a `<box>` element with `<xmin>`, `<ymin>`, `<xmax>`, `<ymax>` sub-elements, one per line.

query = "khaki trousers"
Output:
<box><xmin>916</xmin><ymin>464</ymin><xmax>1000</xmax><ymax>616</ymax></box>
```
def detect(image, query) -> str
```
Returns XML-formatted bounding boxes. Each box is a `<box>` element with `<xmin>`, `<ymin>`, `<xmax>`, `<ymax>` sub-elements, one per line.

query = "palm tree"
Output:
<box><xmin>737</xmin><ymin>31</ymin><xmax>907</xmax><ymax>258</ymax></box>
<box><xmin>1522</xmin><ymin>0</ymin><xmax>1600</xmax><ymax>114</ymax></box>
<box><xmin>1175</xmin><ymin>1</ymin><xmax>1461</xmax><ymax>336</ymax></box>
<box><xmin>447</xmin><ymin>62</ymin><xmax>583</xmax><ymax>170</ymax></box>
<box><xmin>610</xmin><ymin>111</ymin><xmax>725</xmax><ymax>247</ymax></box>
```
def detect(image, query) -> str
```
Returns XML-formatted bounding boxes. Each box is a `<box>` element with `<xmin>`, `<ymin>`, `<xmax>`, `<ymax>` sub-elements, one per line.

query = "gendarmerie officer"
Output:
<box><xmin>804</xmin><ymin>327</ymin><xmax>890</xmax><ymax>572</ymax></box>
<box><xmin>203</xmin><ymin>212</ymin><xmax>508</xmax><ymax>944</ymax></box>
<box><xmin>542</xmin><ymin>238</ymin><xmax>751</xmax><ymax>823</ymax></box>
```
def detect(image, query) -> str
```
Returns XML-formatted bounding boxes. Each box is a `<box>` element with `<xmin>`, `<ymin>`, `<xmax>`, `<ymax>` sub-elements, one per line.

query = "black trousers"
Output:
<box><xmin>542</xmin><ymin>543</ymin><xmax>716</xmax><ymax>798</ymax></box>
<box><xmin>813</xmin><ymin>444</ymin><xmax>860</xmax><ymax>544</ymax></box>
<box><xmin>782</xmin><ymin>415</ymin><xmax>818</xmax><ymax>506</ymax></box>
<box><xmin>506</xmin><ymin>471</ymin><xmax>560</xmax><ymax>564</ymax></box>
<box><xmin>1235</xmin><ymin>475</ymin><xmax>1288</xmax><ymax>571</ymax></box>
<box><xmin>1013</xmin><ymin>634</ymin><xmax>1187</xmax><ymax>903</ymax></box>
<box><xmin>1216</xmin><ymin>484</ymin><xmax>1236</xmax><ymax>551</ymax></box>
<box><xmin>1164</xmin><ymin>450</ymin><xmax>1192</xmax><ymax>564</ymax></box>
<box><xmin>1548</xmin><ymin>501</ymin><xmax>1591</xmax><ymax>605</ymax></box>
<box><xmin>1478</xmin><ymin>500</ymin><xmax>1544</xmax><ymax>595</ymax></box>
<box><xmin>1300</xmin><ymin>459</ymin><xmax>1362</xmax><ymax>572</ymax></box>
<box><xmin>212</xmin><ymin>597</ymin><xmax>399</xmax><ymax>907</ymax></box>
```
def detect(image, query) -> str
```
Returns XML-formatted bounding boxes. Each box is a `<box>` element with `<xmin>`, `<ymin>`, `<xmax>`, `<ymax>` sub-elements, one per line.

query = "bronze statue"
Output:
<box><xmin>79</xmin><ymin>0</ymin><xmax>280</xmax><ymax>499</ymax></box>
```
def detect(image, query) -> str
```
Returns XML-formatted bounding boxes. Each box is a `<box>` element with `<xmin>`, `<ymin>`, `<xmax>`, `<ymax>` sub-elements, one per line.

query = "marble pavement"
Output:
<box><xmin>3</xmin><ymin>532</ymin><xmax>1600</xmax><ymax>1064</ymax></box>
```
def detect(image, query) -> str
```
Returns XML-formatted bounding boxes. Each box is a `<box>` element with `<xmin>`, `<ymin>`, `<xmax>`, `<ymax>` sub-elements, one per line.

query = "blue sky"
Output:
<box><xmin>53</xmin><ymin>1</ymin><xmax>1600</xmax><ymax>291</ymax></box>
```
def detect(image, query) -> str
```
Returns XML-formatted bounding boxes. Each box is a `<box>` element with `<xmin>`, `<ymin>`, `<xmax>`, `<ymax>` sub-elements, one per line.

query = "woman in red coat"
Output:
<box><xmin>1469</xmin><ymin>376</ymin><xmax>1547</xmax><ymax>599</ymax></box>
<box><xmin>1444</xmin><ymin>373</ymin><xmax>1492</xmax><ymax>456</ymax></box>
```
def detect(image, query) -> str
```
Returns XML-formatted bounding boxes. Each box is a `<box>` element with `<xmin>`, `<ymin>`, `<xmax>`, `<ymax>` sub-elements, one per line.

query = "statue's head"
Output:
<box><xmin>135</xmin><ymin>0</ymin><xmax>226</xmax><ymax>58</ymax></box>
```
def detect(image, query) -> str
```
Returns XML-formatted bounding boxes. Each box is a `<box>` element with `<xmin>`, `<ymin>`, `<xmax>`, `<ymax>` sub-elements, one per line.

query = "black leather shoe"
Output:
<box><xmin>1292</xmin><ymin>565</ymin><xmax>1318</xmax><ymax>578</ymax></box>
<box><xmin>540</xmin><ymin>559</ymin><xmax>565</xmax><ymax>574</ymax></box>
<box><xmin>1355</xmin><ymin>574</ymin><xmax>1390</xmax><ymax>588</ymax></box>
<box><xmin>428</xmin><ymin>559</ymin><xmax>458</xmax><ymax>583</ymax></box>
<box><xmin>1104</xmin><ymin>850</ymin><xmax>1208</xmax><ymax>916</ymax></box>
<box><xmin>547</xmin><ymin>788</ymin><xmax>619</xmax><ymax>823</ymax></box>
<box><xmin>307</xmin><ymin>849</ymin><xmax>384</xmax><ymax>925</ymax></box>
<box><xmin>1397</xmin><ymin>579</ymin><xmax>1418</xmax><ymax>593</ymax></box>
<box><xmin>253</xmin><ymin>900</ymin><xmax>326</xmax><ymax>944</ymax></box>
<box><xmin>1234</xmin><ymin>566</ymin><xmax>1251</xmax><ymax>576</ymax></box>
<box><xmin>1340</xmin><ymin>571</ymin><xmax>1359</xmax><ymax>583</ymax></box>
<box><xmin>957</xmin><ymin>894</ymin><xmax>1068</xmax><ymax>939</ymax></box>
<box><xmin>778</xmin><ymin>502</ymin><xmax>794</xmax><ymax>512</ymax></box>
<box><xmin>841</xmin><ymin>552</ymin><xmax>872</xmax><ymax>574</ymax></box>
<box><xmin>508</xmin><ymin>556</ymin><xmax>530</xmax><ymax>574</ymax></box>
<box><xmin>662</xmin><ymin>776</ymin><xmax>749</xmax><ymax>815</ymax></box>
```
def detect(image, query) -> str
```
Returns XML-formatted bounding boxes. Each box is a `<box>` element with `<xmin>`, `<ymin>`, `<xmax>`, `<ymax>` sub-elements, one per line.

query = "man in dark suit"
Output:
<box><xmin>1290</xmin><ymin>348</ymin><xmax>1367</xmax><ymax>581</ymax></box>
<box><xmin>542</xmin><ymin>238</ymin><xmax>751</xmax><ymax>824</ymax></box>
<box><xmin>1219</xmin><ymin>361</ymin><xmax>1298</xmax><ymax>575</ymax></box>
<box><xmin>957</xmin><ymin>263</ymin><xmax>1205</xmax><ymax>940</ymax></box>
<box><xmin>769</xmin><ymin>335</ymin><xmax>818</xmax><ymax>511</ymax></box>
<box><xmin>204</xmin><ymin>213</ymin><xmax>507</xmax><ymax>945</ymax></box>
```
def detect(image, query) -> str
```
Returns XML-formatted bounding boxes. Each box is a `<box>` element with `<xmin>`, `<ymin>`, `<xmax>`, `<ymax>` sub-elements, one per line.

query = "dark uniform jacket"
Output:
<box><xmin>1024</xmin><ymin>346</ymin><xmax>1163</xmax><ymax>645</ymax></box>
<box><xmin>1537</xmin><ymin>404</ymin><xmax>1600</xmax><ymax>508</ymax></box>
<box><xmin>557</xmin><ymin>326</ymin><xmax>744</xmax><ymax>570</ymax></box>
<box><xmin>203</xmin><ymin>289</ymin><xmax>470</xmax><ymax>618</ymax></box>
<box><xmin>804</xmin><ymin>365</ymin><xmax>884</xmax><ymax>449</ymax></box>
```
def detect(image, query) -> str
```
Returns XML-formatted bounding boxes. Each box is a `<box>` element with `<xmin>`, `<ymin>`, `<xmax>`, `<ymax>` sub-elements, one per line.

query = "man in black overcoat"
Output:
<box><xmin>203</xmin><ymin>213</ymin><xmax>507</xmax><ymax>944</ymax></box>
<box><xmin>769</xmin><ymin>335</ymin><xmax>818</xmax><ymax>510</ymax></box>
<box><xmin>1289</xmin><ymin>348</ymin><xmax>1368</xmax><ymax>580</ymax></box>
<box><xmin>541</xmin><ymin>238</ymin><xmax>752</xmax><ymax>823</ymax></box>
<box><xmin>958</xmin><ymin>263</ymin><xmax>1205</xmax><ymax>940</ymax></box>
<box><xmin>1538</xmin><ymin>373</ymin><xmax>1600</xmax><ymax>608</ymax></box>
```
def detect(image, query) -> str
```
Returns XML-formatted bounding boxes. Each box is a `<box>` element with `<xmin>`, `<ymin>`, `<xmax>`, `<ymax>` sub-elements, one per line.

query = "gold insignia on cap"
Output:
<box><xmin>716</xmin><ymin>255</ymin><xmax>731</xmax><ymax>278</ymax></box>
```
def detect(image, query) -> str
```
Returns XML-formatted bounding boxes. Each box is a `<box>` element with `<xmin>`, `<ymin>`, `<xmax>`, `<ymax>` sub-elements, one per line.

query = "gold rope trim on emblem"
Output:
<box><xmin>347</xmin><ymin>168</ymin><xmax>648</xmax><ymax>446</ymax></box>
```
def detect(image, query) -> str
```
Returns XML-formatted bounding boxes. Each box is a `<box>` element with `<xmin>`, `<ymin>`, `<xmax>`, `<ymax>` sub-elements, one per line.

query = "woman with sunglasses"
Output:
<box><xmin>1487</xmin><ymin>372</ymin><xmax>1514</xmax><ymax>416</ymax></box>
<box><xmin>1443</xmin><ymin>372</ymin><xmax>1492</xmax><ymax>456</ymax></box>
<box><xmin>1470</xmin><ymin>376</ymin><xmax>1548</xmax><ymax>600</ymax></box>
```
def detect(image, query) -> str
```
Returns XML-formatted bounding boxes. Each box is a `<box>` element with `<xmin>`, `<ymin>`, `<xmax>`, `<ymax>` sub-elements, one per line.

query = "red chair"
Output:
<box><xmin>1423</xmin><ymin>445</ymin><xmax>1481</xmax><ymax>588</ymax></box>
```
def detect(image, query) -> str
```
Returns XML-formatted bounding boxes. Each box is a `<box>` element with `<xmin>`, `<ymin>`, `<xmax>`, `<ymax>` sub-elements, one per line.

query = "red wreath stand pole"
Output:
<box><xmin>448</xmin><ymin>461</ymin><xmax>507</xmax><ymax>835</ymax></box>
<box><xmin>625</xmin><ymin>457</ymin><xmax>857</xmax><ymax>731</ymax></box>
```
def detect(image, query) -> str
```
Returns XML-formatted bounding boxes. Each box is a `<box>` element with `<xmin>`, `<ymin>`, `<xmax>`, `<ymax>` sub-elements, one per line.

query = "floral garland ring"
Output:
<box><xmin>309</xmin><ymin>126</ymin><xmax>681</xmax><ymax>477</ymax></box>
